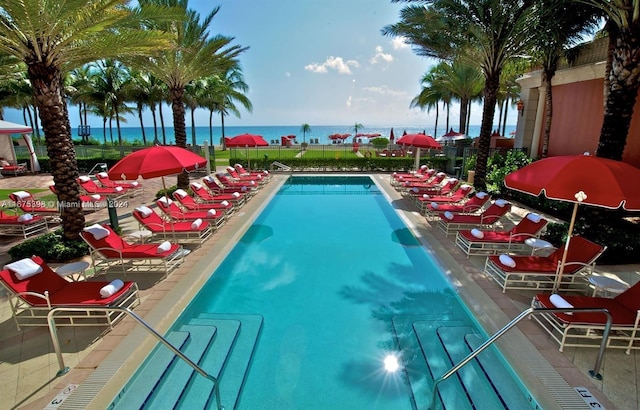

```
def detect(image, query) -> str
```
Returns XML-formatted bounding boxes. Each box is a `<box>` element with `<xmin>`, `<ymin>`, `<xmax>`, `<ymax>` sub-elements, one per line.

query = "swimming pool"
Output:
<box><xmin>112</xmin><ymin>176</ymin><xmax>534</xmax><ymax>409</ymax></box>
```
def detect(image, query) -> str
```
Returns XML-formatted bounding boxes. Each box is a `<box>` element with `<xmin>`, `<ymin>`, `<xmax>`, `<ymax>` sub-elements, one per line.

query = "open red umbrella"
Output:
<box><xmin>504</xmin><ymin>153</ymin><xmax>640</xmax><ymax>290</ymax></box>
<box><xmin>108</xmin><ymin>145</ymin><xmax>207</xmax><ymax>180</ymax></box>
<box><xmin>396</xmin><ymin>133</ymin><xmax>442</xmax><ymax>170</ymax></box>
<box><xmin>226</xmin><ymin>133</ymin><xmax>269</xmax><ymax>147</ymax></box>
<box><xmin>437</xmin><ymin>128</ymin><xmax>466</xmax><ymax>142</ymax></box>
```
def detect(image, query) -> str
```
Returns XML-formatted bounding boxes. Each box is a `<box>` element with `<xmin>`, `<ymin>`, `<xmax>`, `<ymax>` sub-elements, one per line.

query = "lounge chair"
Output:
<box><xmin>215</xmin><ymin>173</ymin><xmax>260</xmax><ymax>190</ymax></box>
<box><xmin>49</xmin><ymin>185</ymin><xmax>106</xmax><ymax>212</ymax></box>
<box><xmin>132</xmin><ymin>205</ymin><xmax>213</xmax><ymax>245</ymax></box>
<box><xmin>233</xmin><ymin>163</ymin><xmax>271</xmax><ymax>181</ymax></box>
<box><xmin>156</xmin><ymin>197</ymin><xmax>226</xmax><ymax>228</ymax></box>
<box><xmin>436</xmin><ymin>199</ymin><xmax>511</xmax><ymax>235</ymax></box>
<box><xmin>413</xmin><ymin>183</ymin><xmax>474</xmax><ymax>212</ymax></box>
<box><xmin>395</xmin><ymin>171</ymin><xmax>446</xmax><ymax>190</ymax></box>
<box><xmin>531</xmin><ymin>281</ymin><xmax>640</xmax><ymax>353</ymax></box>
<box><xmin>225</xmin><ymin>166</ymin><xmax>267</xmax><ymax>185</ymax></box>
<box><xmin>423</xmin><ymin>192</ymin><xmax>491</xmax><ymax>219</ymax></box>
<box><xmin>0</xmin><ymin>209</ymin><xmax>48</xmax><ymax>238</ymax></box>
<box><xmin>0</xmin><ymin>255</ymin><xmax>140</xmax><ymax>330</ymax></box>
<box><xmin>455</xmin><ymin>212</ymin><xmax>548</xmax><ymax>257</ymax></box>
<box><xmin>80</xmin><ymin>224</ymin><xmax>187</xmax><ymax>277</ymax></box>
<box><xmin>390</xmin><ymin>167</ymin><xmax>435</xmax><ymax>187</ymax></box>
<box><xmin>403</xmin><ymin>177</ymin><xmax>459</xmax><ymax>198</ymax></box>
<box><xmin>9</xmin><ymin>190</ymin><xmax>60</xmax><ymax>220</ymax></box>
<box><xmin>201</xmin><ymin>176</ymin><xmax>253</xmax><ymax>199</ymax></box>
<box><xmin>191</xmin><ymin>181</ymin><xmax>247</xmax><ymax>205</ymax></box>
<box><xmin>0</xmin><ymin>160</ymin><xmax>27</xmax><ymax>176</ymax></box>
<box><xmin>483</xmin><ymin>235</ymin><xmax>606</xmax><ymax>293</ymax></box>
<box><xmin>95</xmin><ymin>172</ymin><xmax>143</xmax><ymax>196</ymax></box>
<box><xmin>77</xmin><ymin>176</ymin><xmax>130</xmax><ymax>198</ymax></box>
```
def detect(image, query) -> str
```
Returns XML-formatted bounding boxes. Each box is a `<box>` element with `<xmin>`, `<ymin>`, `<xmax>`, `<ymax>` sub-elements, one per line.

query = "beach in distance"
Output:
<box><xmin>79</xmin><ymin>124</ymin><xmax>516</xmax><ymax>146</ymax></box>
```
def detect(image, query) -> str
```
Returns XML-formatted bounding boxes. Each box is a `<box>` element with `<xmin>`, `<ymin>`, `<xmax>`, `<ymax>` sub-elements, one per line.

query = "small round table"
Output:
<box><xmin>588</xmin><ymin>275</ymin><xmax>630</xmax><ymax>297</ymax></box>
<box><xmin>56</xmin><ymin>261</ymin><xmax>90</xmax><ymax>282</ymax></box>
<box><xmin>126</xmin><ymin>229</ymin><xmax>152</xmax><ymax>243</ymax></box>
<box><xmin>524</xmin><ymin>238</ymin><xmax>554</xmax><ymax>255</ymax></box>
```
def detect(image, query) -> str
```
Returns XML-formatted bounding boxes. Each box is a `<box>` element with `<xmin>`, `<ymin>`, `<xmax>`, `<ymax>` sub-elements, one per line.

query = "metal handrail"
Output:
<box><xmin>270</xmin><ymin>161</ymin><xmax>292</xmax><ymax>172</ymax></box>
<box><xmin>429</xmin><ymin>307</ymin><xmax>612</xmax><ymax>409</ymax></box>
<box><xmin>47</xmin><ymin>306</ymin><xmax>223</xmax><ymax>410</ymax></box>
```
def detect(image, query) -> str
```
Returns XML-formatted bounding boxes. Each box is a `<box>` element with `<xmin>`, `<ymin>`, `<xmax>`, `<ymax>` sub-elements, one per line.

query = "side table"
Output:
<box><xmin>524</xmin><ymin>238</ymin><xmax>555</xmax><ymax>255</ymax></box>
<box><xmin>56</xmin><ymin>261</ymin><xmax>90</xmax><ymax>282</ymax></box>
<box><xmin>588</xmin><ymin>275</ymin><xmax>630</xmax><ymax>297</ymax></box>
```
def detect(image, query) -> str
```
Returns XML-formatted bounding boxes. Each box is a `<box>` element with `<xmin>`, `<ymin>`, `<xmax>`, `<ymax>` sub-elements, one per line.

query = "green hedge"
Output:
<box><xmin>230</xmin><ymin>157</ymin><xmax>450</xmax><ymax>172</ymax></box>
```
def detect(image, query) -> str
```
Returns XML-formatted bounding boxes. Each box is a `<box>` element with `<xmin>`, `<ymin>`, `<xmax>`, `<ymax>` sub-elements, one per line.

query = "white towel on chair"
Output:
<box><xmin>4</xmin><ymin>258</ymin><xmax>43</xmax><ymax>280</ymax></box>
<box><xmin>471</xmin><ymin>228</ymin><xmax>484</xmax><ymax>239</ymax></box>
<box><xmin>431</xmin><ymin>202</ymin><xmax>439</xmax><ymax>209</ymax></box>
<box><xmin>100</xmin><ymin>279</ymin><xmax>124</xmax><ymax>298</ymax></box>
<box><xmin>84</xmin><ymin>224</ymin><xmax>110</xmax><ymax>240</ymax></box>
<box><xmin>78</xmin><ymin>176</ymin><xmax>90</xmax><ymax>183</ymax></box>
<box><xmin>97</xmin><ymin>172</ymin><xmax>108</xmax><ymax>178</ymax></box>
<box><xmin>220</xmin><ymin>200</ymin><xmax>230</xmax><ymax>207</ymax></box>
<box><xmin>476</xmin><ymin>192</ymin><xmax>488</xmax><ymax>199</ymax></box>
<box><xmin>135</xmin><ymin>206</ymin><xmax>153</xmax><ymax>218</ymax></box>
<box><xmin>12</xmin><ymin>191</ymin><xmax>30</xmax><ymax>200</ymax></box>
<box><xmin>114</xmin><ymin>186</ymin><xmax>123</xmax><ymax>192</ymax></box>
<box><xmin>191</xmin><ymin>182</ymin><xmax>203</xmax><ymax>190</ymax></box>
<box><xmin>207</xmin><ymin>209</ymin><xmax>217</xmax><ymax>217</ymax></box>
<box><xmin>495</xmin><ymin>199</ymin><xmax>508</xmax><ymax>207</ymax></box>
<box><xmin>174</xmin><ymin>189</ymin><xmax>188</xmax><ymax>198</ymax></box>
<box><xmin>499</xmin><ymin>254</ymin><xmax>516</xmax><ymax>268</ymax></box>
<box><xmin>526</xmin><ymin>213</ymin><xmax>542</xmax><ymax>223</ymax></box>
<box><xmin>158</xmin><ymin>196</ymin><xmax>172</xmax><ymax>205</ymax></box>
<box><xmin>191</xmin><ymin>218</ymin><xmax>203</xmax><ymax>229</ymax></box>
<box><xmin>156</xmin><ymin>241</ymin><xmax>171</xmax><ymax>254</ymax></box>
<box><xmin>444</xmin><ymin>211</ymin><xmax>454</xmax><ymax>220</ymax></box>
<box><xmin>91</xmin><ymin>194</ymin><xmax>101</xmax><ymax>200</ymax></box>
<box><xmin>549</xmin><ymin>294</ymin><xmax>574</xmax><ymax>314</ymax></box>
<box><xmin>232</xmin><ymin>192</ymin><xmax>241</xmax><ymax>198</ymax></box>
<box><xmin>17</xmin><ymin>213</ymin><xmax>33</xmax><ymax>222</ymax></box>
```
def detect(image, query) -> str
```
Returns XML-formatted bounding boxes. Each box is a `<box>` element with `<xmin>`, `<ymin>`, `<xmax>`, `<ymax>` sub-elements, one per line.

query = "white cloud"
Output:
<box><xmin>346</xmin><ymin>96</ymin><xmax>352</xmax><ymax>107</ymax></box>
<box><xmin>370</xmin><ymin>46</ymin><xmax>393</xmax><ymax>64</ymax></box>
<box><xmin>305</xmin><ymin>56</ymin><xmax>359</xmax><ymax>74</ymax></box>
<box><xmin>285</xmin><ymin>72</ymin><xmax>291</xmax><ymax>77</ymax></box>
<box><xmin>392</xmin><ymin>36</ymin><xmax>409</xmax><ymax>50</ymax></box>
<box><xmin>363</xmin><ymin>85</ymin><xmax>407</xmax><ymax>97</ymax></box>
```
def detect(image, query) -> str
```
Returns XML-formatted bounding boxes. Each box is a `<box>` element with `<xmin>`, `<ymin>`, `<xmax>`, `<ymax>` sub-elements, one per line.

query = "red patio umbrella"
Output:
<box><xmin>225</xmin><ymin>133</ymin><xmax>269</xmax><ymax>147</ymax></box>
<box><xmin>504</xmin><ymin>153</ymin><xmax>640</xmax><ymax>290</ymax></box>
<box><xmin>108</xmin><ymin>145</ymin><xmax>207</xmax><ymax>180</ymax></box>
<box><xmin>396</xmin><ymin>133</ymin><xmax>442</xmax><ymax>170</ymax></box>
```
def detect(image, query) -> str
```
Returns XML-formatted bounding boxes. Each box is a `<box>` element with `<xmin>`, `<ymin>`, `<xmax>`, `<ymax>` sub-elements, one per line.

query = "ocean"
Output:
<box><xmin>80</xmin><ymin>124</ymin><xmax>516</xmax><ymax>146</ymax></box>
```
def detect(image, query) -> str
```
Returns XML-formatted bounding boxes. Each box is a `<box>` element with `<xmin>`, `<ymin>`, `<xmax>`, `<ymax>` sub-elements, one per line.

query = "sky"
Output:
<box><xmin>4</xmin><ymin>0</ymin><xmax>518</xmax><ymax>129</ymax></box>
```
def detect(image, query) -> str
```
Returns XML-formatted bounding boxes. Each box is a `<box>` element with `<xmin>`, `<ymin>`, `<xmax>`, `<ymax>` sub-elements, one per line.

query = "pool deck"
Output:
<box><xmin>0</xmin><ymin>171</ymin><xmax>638</xmax><ymax>409</ymax></box>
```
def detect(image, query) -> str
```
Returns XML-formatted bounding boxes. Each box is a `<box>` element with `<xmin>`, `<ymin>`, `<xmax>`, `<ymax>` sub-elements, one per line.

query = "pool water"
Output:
<box><xmin>113</xmin><ymin>176</ymin><xmax>534</xmax><ymax>409</ymax></box>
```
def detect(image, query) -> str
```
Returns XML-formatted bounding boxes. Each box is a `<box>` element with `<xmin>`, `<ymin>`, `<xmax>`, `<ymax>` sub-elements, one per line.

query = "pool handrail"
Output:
<box><xmin>428</xmin><ymin>306</ymin><xmax>612</xmax><ymax>410</ymax></box>
<box><xmin>47</xmin><ymin>306</ymin><xmax>223</xmax><ymax>410</ymax></box>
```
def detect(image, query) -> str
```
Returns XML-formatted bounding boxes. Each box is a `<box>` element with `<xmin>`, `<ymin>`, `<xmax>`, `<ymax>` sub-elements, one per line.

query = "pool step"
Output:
<box><xmin>142</xmin><ymin>320</ymin><xmax>239</xmax><ymax>409</ymax></box>
<box><xmin>177</xmin><ymin>313</ymin><xmax>263</xmax><ymax>409</ymax></box>
<box><xmin>435</xmin><ymin>326</ymin><xmax>507</xmax><ymax>409</ymax></box>
<box><xmin>115</xmin><ymin>325</ymin><xmax>215</xmax><ymax>409</ymax></box>
<box><xmin>463</xmin><ymin>334</ymin><xmax>533</xmax><ymax>409</ymax></box>
<box><xmin>412</xmin><ymin>321</ymin><xmax>474</xmax><ymax>409</ymax></box>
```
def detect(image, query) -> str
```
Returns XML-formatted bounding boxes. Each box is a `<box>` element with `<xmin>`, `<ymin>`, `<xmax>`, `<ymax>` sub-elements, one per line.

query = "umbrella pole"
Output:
<box><xmin>162</xmin><ymin>177</ymin><xmax>178</xmax><ymax>242</ymax></box>
<box><xmin>553</xmin><ymin>202</ymin><xmax>579</xmax><ymax>292</ymax></box>
<box><xmin>414</xmin><ymin>147</ymin><xmax>421</xmax><ymax>170</ymax></box>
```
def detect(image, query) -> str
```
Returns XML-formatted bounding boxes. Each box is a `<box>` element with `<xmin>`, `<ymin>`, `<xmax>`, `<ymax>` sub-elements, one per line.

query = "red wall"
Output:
<box><xmin>546</xmin><ymin>78</ymin><xmax>640</xmax><ymax>167</ymax></box>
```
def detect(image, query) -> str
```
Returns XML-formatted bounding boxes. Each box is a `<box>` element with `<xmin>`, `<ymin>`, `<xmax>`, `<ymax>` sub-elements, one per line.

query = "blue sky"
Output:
<box><xmin>4</xmin><ymin>0</ymin><xmax>518</xmax><ymax>129</ymax></box>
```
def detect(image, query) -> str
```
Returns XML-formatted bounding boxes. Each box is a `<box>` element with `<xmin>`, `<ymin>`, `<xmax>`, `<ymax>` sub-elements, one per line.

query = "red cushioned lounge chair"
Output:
<box><xmin>132</xmin><ymin>205</ymin><xmax>212</xmax><ymax>245</ymax></box>
<box><xmin>95</xmin><ymin>172</ymin><xmax>143</xmax><ymax>196</ymax></box>
<box><xmin>77</xmin><ymin>176</ymin><xmax>131</xmax><ymax>198</ymax></box>
<box><xmin>0</xmin><ymin>209</ymin><xmax>48</xmax><ymax>238</ymax></box>
<box><xmin>423</xmin><ymin>192</ymin><xmax>491</xmax><ymax>219</ymax></box>
<box><xmin>80</xmin><ymin>223</ymin><xmax>187</xmax><ymax>277</ymax></box>
<box><xmin>189</xmin><ymin>182</ymin><xmax>246</xmax><ymax>206</ymax></box>
<box><xmin>455</xmin><ymin>212</ymin><xmax>548</xmax><ymax>257</ymax></box>
<box><xmin>0</xmin><ymin>255</ymin><xmax>139</xmax><ymax>330</ymax></box>
<box><xmin>531</xmin><ymin>280</ymin><xmax>640</xmax><ymax>353</ymax></box>
<box><xmin>225</xmin><ymin>166</ymin><xmax>267</xmax><ymax>185</ymax></box>
<box><xmin>483</xmin><ymin>235</ymin><xmax>606</xmax><ymax>293</ymax></box>
<box><xmin>156</xmin><ymin>197</ymin><xmax>227</xmax><ymax>228</ymax></box>
<box><xmin>233</xmin><ymin>163</ymin><xmax>271</xmax><ymax>181</ymax></box>
<box><xmin>436</xmin><ymin>199</ymin><xmax>511</xmax><ymax>235</ymax></box>
<box><xmin>9</xmin><ymin>190</ymin><xmax>60</xmax><ymax>220</ymax></box>
<box><xmin>49</xmin><ymin>185</ymin><xmax>106</xmax><ymax>213</ymax></box>
<box><xmin>413</xmin><ymin>183</ymin><xmax>474</xmax><ymax>211</ymax></box>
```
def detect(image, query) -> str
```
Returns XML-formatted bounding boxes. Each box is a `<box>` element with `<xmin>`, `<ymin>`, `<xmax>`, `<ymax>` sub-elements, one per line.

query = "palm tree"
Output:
<box><xmin>384</xmin><ymin>0</ymin><xmax>536</xmax><ymax>189</ymax></box>
<box><xmin>301</xmin><ymin>123</ymin><xmax>311</xmax><ymax>144</ymax></box>
<box><xmin>563</xmin><ymin>1</ymin><xmax>636</xmax><ymax>160</ymax></box>
<box><xmin>66</xmin><ymin>65</ymin><xmax>94</xmax><ymax>142</ymax></box>
<box><xmin>202</xmin><ymin>66</ymin><xmax>252</xmax><ymax>149</ymax></box>
<box><xmin>125</xmin><ymin>69</ymin><xmax>161</xmax><ymax>145</ymax></box>
<box><xmin>353</xmin><ymin>123</ymin><xmax>364</xmax><ymax>137</ymax></box>
<box><xmin>528</xmin><ymin>1</ymin><xmax>601</xmax><ymax>157</ymax></box>
<box><xmin>437</xmin><ymin>60</ymin><xmax>484</xmax><ymax>134</ymax></box>
<box><xmin>0</xmin><ymin>0</ymin><xmax>177</xmax><ymax>239</ymax></box>
<box><xmin>139</xmin><ymin>0</ymin><xmax>247</xmax><ymax>188</ymax></box>
<box><xmin>410</xmin><ymin>65</ymin><xmax>448</xmax><ymax>136</ymax></box>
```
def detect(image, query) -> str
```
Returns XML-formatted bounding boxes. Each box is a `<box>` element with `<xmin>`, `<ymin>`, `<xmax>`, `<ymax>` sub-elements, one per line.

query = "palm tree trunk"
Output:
<box><xmin>209</xmin><ymin>110</ymin><xmax>214</xmax><ymax>146</ymax></box>
<box><xmin>150</xmin><ymin>104</ymin><xmax>159</xmax><ymax>144</ymax></box>
<box><xmin>475</xmin><ymin>71</ymin><xmax>501</xmax><ymax>190</ymax></box>
<box><xmin>138</xmin><ymin>103</ymin><xmax>147</xmax><ymax>145</ymax></box>
<box><xmin>159</xmin><ymin>102</ymin><xmax>167</xmax><ymax>145</ymax></box>
<box><xmin>33</xmin><ymin>105</ymin><xmax>41</xmax><ymax>142</ymax></box>
<box><xmin>597</xmin><ymin>27</ymin><xmax>640</xmax><ymax>160</ymax></box>
<box><xmin>170</xmin><ymin>86</ymin><xmax>189</xmax><ymax>188</ymax></box>
<box><xmin>103</xmin><ymin>118</ymin><xmax>107</xmax><ymax>144</ymax></box>
<box><xmin>27</xmin><ymin>62</ymin><xmax>85</xmax><ymax>240</ymax></box>
<box><xmin>541</xmin><ymin>68</ymin><xmax>555</xmax><ymax>158</ymax></box>
<box><xmin>459</xmin><ymin>97</ymin><xmax>469</xmax><ymax>133</ymax></box>
<box><xmin>190</xmin><ymin>107</ymin><xmax>196</xmax><ymax>147</ymax></box>
<box><xmin>220</xmin><ymin>112</ymin><xmax>227</xmax><ymax>150</ymax></box>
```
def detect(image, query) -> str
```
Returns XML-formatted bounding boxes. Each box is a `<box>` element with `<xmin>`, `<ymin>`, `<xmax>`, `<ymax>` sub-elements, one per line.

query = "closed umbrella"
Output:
<box><xmin>504</xmin><ymin>153</ymin><xmax>640</xmax><ymax>290</ymax></box>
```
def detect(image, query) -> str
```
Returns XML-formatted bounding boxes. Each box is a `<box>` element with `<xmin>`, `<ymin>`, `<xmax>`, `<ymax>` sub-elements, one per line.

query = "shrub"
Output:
<box><xmin>371</xmin><ymin>137</ymin><xmax>389</xmax><ymax>149</ymax></box>
<box><xmin>9</xmin><ymin>230</ymin><xmax>89</xmax><ymax>263</ymax></box>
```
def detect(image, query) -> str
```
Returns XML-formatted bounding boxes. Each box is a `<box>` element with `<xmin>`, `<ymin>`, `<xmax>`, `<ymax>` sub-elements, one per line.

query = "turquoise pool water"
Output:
<box><xmin>113</xmin><ymin>176</ymin><xmax>533</xmax><ymax>409</ymax></box>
